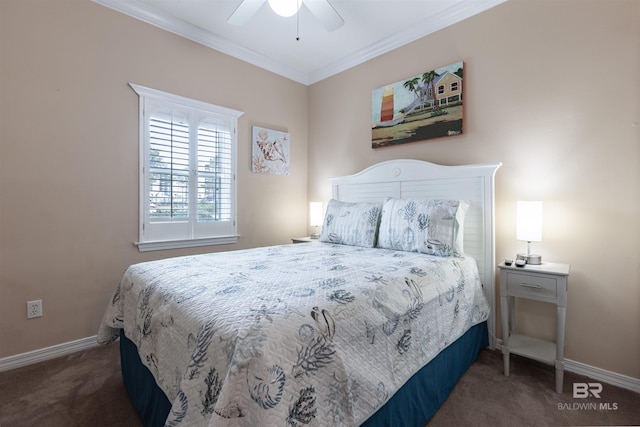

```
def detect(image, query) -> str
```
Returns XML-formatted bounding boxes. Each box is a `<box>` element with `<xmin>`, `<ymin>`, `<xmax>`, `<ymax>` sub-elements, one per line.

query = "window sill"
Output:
<box><xmin>135</xmin><ymin>235</ymin><xmax>239</xmax><ymax>252</ymax></box>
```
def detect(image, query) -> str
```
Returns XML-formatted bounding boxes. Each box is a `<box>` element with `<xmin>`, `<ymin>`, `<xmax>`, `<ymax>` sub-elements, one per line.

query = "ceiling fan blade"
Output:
<box><xmin>304</xmin><ymin>0</ymin><xmax>344</xmax><ymax>32</ymax></box>
<box><xmin>227</xmin><ymin>0</ymin><xmax>266</xmax><ymax>26</ymax></box>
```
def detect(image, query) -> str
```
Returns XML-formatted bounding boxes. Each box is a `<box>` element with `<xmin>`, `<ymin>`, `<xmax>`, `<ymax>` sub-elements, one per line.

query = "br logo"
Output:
<box><xmin>573</xmin><ymin>382</ymin><xmax>603</xmax><ymax>398</ymax></box>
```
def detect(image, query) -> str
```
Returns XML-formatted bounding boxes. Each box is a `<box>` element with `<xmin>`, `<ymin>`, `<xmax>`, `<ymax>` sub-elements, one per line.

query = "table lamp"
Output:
<box><xmin>516</xmin><ymin>201</ymin><xmax>542</xmax><ymax>265</ymax></box>
<box><xmin>309</xmin><ymin>202</ymin><xmax>323</xmax><ymax>239</ymax></box>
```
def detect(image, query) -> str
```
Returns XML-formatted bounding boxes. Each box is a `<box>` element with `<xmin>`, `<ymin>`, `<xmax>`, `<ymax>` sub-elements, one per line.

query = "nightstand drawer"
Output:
<box><xmin>506</xmin><ymin>272</ymin><xmax>557</xmax><ymax>301</ymax></box>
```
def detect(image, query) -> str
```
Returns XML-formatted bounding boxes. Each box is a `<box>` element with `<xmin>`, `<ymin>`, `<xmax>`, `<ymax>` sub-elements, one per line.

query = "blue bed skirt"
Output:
<box><xmin>120</xmin><ymin>321</ymin><xmax>488</xmax><ymax>427</ymax></box>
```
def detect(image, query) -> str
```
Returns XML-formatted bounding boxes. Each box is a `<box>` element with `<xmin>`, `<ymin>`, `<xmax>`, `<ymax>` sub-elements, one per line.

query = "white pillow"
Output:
<box><xmin>319</xmin><ymin>199</ymin><xmax>382</xmax><ymax>248</ymax></box>
<box><xmin>377</xmin><ymin>198</ymin><xmax>469</xmax><ymax>257</ymax></box>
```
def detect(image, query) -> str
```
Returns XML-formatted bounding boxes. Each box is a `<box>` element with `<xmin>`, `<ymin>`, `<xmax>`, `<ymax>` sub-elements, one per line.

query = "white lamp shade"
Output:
<box><xmin>309</xmin><ymin>202</ymin><xmax>323</xmax><ymax>227</ymax></box>
<box><xmin>268</xmin><ymin>0</ymin><xmax>301</xmax><ymax>17</ymax></box>
<box><xmin>516</xmin><ymin>201</ymin><xmax>542</xmax><ymax>242</ymax></box>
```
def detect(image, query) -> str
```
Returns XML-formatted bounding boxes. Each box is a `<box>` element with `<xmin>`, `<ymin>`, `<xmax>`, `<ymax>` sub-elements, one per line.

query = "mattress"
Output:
<box><xmin>98</xmin><ymin>242</ymin><xmax>490</xmax><ymax>426</ymax></box>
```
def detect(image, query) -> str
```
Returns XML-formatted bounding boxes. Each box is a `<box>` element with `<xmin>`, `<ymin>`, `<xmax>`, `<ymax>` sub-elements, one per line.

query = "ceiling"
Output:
<box><xmin>94</xmin><ymin>0</ymin><xmax>507</xmax><ymax>85</ymax></box>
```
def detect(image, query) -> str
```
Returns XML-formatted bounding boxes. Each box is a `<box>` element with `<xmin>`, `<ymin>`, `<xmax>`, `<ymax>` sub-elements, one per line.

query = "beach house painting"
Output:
<box><xmin>371</xmin><ymin>61</ymin><xmax>463</xmax><ymax>148</ymax></box>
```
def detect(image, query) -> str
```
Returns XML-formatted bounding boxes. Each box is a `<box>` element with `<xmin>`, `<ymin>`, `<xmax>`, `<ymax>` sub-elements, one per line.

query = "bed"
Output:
<box><xmin>97</xmin><ymin>159</ymin><xmax>501</xmax><ymax>427</ymax></box>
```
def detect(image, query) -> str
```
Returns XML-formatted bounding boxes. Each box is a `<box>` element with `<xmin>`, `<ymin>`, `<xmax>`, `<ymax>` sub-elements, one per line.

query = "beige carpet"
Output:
<box><xmin>0</xmin><ymin>342</ymin><xmax>638</xmax><ymax>426</ymax></box>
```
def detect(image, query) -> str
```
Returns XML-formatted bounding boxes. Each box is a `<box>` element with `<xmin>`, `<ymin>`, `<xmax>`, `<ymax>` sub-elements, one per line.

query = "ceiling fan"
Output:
<box><xmin>228</xmin><ymin>0</ymin><xmax>344</xmax><ymax>32</ymax></box>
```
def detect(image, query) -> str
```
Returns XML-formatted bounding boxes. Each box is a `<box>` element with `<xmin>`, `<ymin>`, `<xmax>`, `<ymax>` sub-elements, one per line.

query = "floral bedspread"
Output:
<box><xmin>97</xmin><ymin>243</ymin><xmax>489</xmax><ymax>426</ymax></box>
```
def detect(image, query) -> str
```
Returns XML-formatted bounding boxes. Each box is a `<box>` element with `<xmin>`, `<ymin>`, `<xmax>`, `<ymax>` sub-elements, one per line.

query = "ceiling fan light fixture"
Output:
<box><xmin>268</xmin><ymin>0</ymin><xmax>301</xmax><ymax>17</ymax></box>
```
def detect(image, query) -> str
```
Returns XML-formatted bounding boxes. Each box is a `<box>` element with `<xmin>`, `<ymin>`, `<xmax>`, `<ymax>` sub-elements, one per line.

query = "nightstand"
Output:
<box><xmin>291</xmin><ymin>237</ymin><xmax>317</xmax><ymax>243</ymax></box>
<box><xmin>499</xmin><ymin>261</ymin><xmax>570</xmax><ymax>393</ymax></box>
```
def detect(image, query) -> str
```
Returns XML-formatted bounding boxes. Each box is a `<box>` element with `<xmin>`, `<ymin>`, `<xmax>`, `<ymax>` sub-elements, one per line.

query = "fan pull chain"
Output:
<box><xmin>296</xmin><ymin>1</ymin><xmax>300</xmax><ymax>41</ymax></box>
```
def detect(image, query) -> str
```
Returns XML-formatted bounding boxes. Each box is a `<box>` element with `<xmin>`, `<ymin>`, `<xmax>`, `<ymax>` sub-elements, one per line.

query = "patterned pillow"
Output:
<box><xmin>319</xmin><ymin>199</ymin><xmax>382</xmax><ymax>248</ymax></box>
<box><xmin>377</xmin><ymin>198</ymin><xmax>469</xmax><ymax>257</ymax></box>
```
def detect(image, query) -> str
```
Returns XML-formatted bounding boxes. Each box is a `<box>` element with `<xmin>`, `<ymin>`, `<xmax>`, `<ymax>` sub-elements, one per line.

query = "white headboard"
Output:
<box><xmin>329</xmin><ymin>159</ymin><xmax>501</xmax><ymax>348</ymax></box>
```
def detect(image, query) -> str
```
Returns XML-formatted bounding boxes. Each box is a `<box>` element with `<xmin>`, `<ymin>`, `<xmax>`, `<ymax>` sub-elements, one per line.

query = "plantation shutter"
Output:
<box><xmin>142</xmin><ymin>103</ymin><xmax>191</xmax><ymax>242</ymax></box>
<box><xmin>132</xmin><ymin>84</ymin><xmax>242</xmax><ymax>250</ymax></box>
<box><xmin>148</xmin><ymin>110</ymin><xmax>190</xmax><ymax>222</ymax></box>
<box><xmin>193</xmin><ymin>118</ymin><xmax>236</xmax><ymax>238</ymax></box>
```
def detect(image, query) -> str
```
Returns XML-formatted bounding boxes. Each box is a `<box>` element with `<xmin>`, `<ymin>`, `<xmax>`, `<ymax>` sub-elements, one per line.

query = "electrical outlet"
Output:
<box><xmin>27</xmin><ymin>300</ymin><xmax>42</xmax><ymax>319</ymax></box>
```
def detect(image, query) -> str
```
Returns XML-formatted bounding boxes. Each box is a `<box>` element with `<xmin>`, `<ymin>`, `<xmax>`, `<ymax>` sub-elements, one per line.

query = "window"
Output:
<box><xmin>130</xmin><ymin>84</ymin><xmax>244</xmax><ymax>251</ymax></box>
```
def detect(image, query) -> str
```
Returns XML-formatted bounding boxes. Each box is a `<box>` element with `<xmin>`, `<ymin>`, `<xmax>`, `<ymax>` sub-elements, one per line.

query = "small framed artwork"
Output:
<box><xmin>251</xmin><ymin>126</ymin><xmax>290</xmax><ymax>175</ymax></box>
<box><xmin>371</xmin><ymin>61</ymin><xmax>463</xmax><ymax>148</ymax></box>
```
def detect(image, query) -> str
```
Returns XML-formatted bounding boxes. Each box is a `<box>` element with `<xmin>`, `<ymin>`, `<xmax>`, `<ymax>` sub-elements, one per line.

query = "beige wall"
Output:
<box><xmin>0</xmin><ymin>0</ymin><xmax>309</xmax><ymax>357</ymax></box>
<box><xmin>1</xmin><ymin>0</ymin><xmax>638</xmax><ymax>382</ymax></box>
<box><xmin>309</xmin><ymin>0</ymin><xmax>640</xmax><ymax>379</ymax></box>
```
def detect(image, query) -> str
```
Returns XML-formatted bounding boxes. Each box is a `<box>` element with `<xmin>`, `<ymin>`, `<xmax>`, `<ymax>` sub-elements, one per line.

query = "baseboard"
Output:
<box><xmin>564</xmin><ymin>358</ymin><xmax>640</xmax><ymax>394</ymax></box>
<box><xmin>0</xmin><ymin>335</ymin><xmax>99</xmax><ymax>372</ymax></box>
<box><xmin>495</xmin><ymin>339</ymin><xmax>640</xmax><ymax>394</ymax></box>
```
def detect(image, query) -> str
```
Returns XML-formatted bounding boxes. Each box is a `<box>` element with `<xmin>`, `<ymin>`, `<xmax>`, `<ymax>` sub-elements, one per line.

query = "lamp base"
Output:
<box><xmin>310</xmin><ymin>233</ymin><xmax>320</xmax><ymax>239</ymax></box>
<box><xmin>517</xmin><ymin>253</ymin><xmax>542</xmax><ymax>265</ymax></box>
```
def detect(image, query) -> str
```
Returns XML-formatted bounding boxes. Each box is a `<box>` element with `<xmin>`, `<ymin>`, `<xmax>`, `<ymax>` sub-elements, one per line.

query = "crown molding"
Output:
<box><xmin>93</xmin><ymin>0</ymin><xmax>311</xmax><ymax>84</ymax></box>
<box><xmin>307</xmin><ymin>0</ymin><xmax>508</xmax><ymax>84</ymax></box>
<box><xmin>93</xmin><ymin>0</ymin><xmax>507</xmax><ymax>86</ymax></box>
